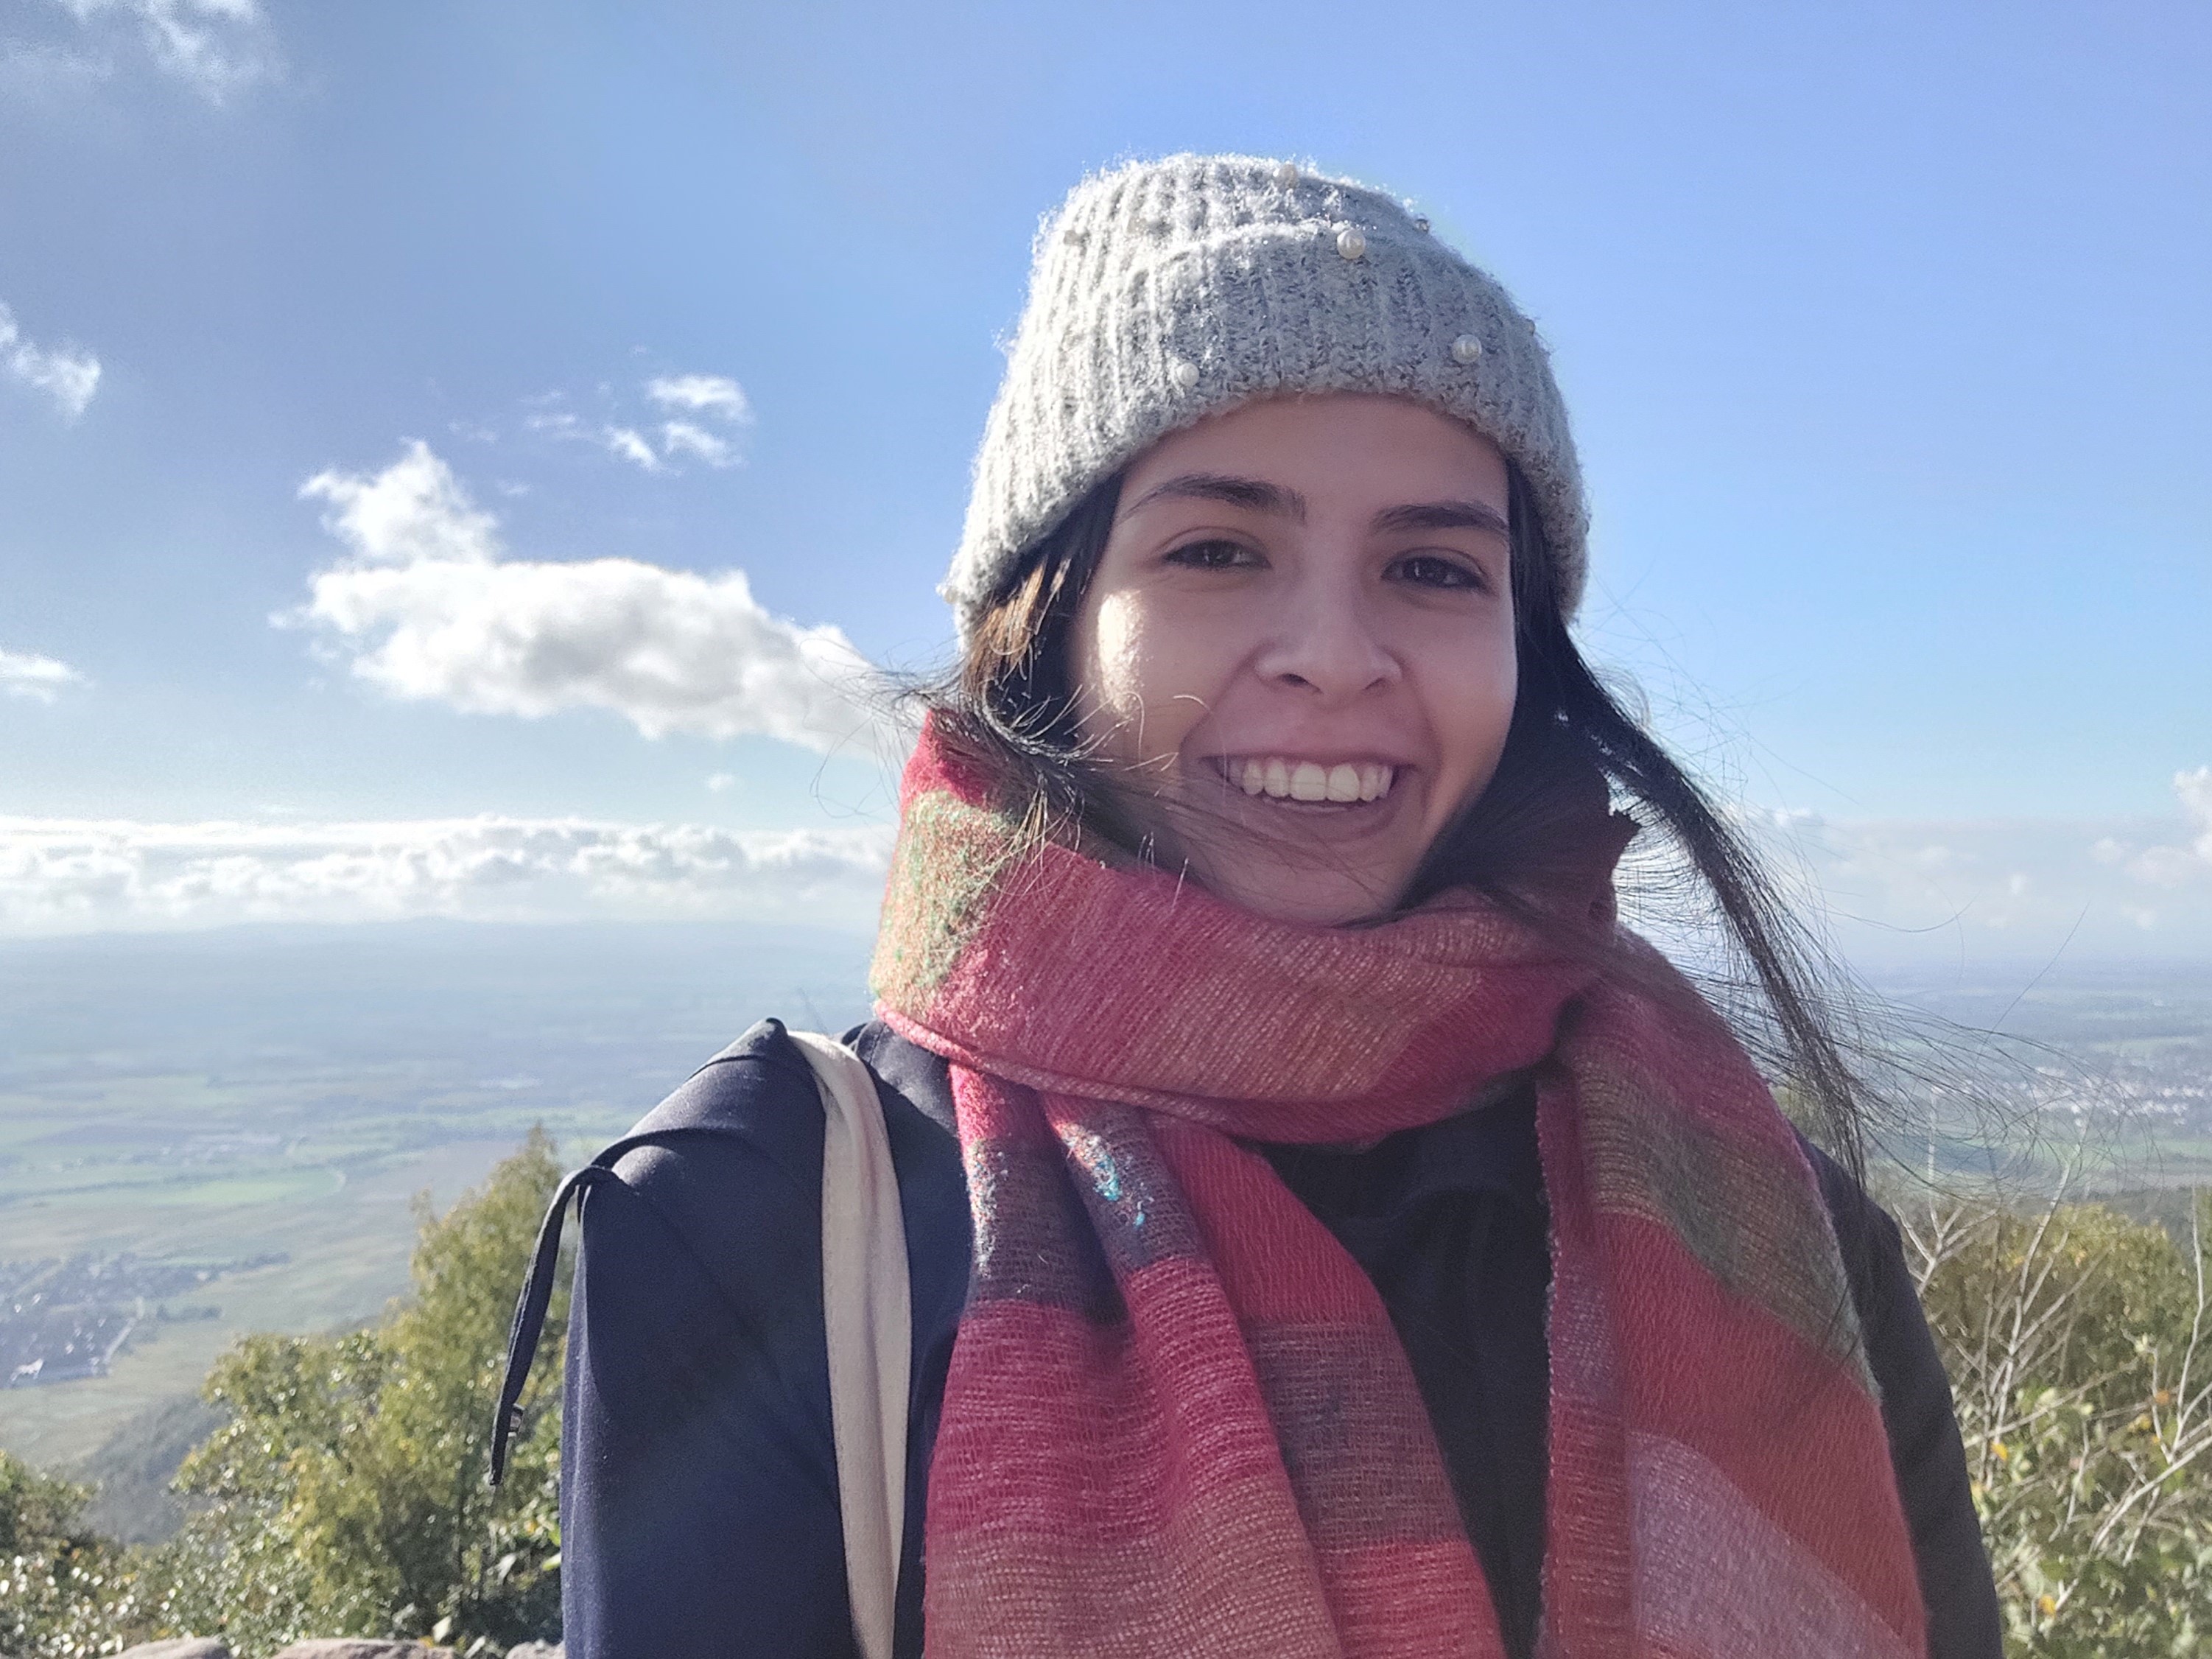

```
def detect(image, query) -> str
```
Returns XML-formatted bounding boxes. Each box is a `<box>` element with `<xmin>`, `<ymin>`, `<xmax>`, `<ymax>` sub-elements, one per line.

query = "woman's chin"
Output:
<box><xmin>1188</xmin><ymin>860</ymin><xmax>1409</xmax><ymax>928</ymax></box>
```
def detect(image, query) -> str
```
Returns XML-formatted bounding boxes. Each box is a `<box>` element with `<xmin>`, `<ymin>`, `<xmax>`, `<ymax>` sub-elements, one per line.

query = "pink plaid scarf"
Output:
<box><xmin>871</xmin><ymin>726</ymin><xmax>1925</xmax><ymax>1658</ymax></box>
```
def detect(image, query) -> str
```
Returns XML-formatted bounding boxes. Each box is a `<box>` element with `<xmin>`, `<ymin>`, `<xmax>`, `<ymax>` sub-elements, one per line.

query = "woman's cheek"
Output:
<box><xmin>1070</xmin><ymin>594</ymin><xmax>1138</xmax><ymax>740</ymax></box>
<box><xmin>1436</xmin><ymin>653</ymin><xmax>1519</xmax><ymax>799</ymax></box>
<box><xmin>1089</xmin><ymin>595</ymin><xmax>1223</xmax><ymax>760</ymax></box>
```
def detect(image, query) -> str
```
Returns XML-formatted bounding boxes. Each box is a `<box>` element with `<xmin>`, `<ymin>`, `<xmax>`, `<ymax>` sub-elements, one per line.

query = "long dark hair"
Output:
<box><xmin>923</xmin><ymin>455</ymin><xmax>1875</xmax><ymax>1182</ymax></box>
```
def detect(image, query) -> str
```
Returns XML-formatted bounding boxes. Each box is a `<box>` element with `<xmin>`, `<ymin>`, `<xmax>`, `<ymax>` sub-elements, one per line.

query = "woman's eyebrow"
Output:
<box><xmin>1123</xmin><ymin>473</ymin><xmax>1307</xmax><ymax>521</ymax></box>
<box><xmin>1372</xmin><ymin>500</ymin><xmax>1511</xmax><ymax>538</ymax></box>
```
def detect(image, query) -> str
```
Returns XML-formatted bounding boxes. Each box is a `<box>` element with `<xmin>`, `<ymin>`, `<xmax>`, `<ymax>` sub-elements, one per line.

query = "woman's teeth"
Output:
<box><xmin>1235</xmin><ymin>759</ymin><xmax>1394</xmax><ymax>803</ymax></box>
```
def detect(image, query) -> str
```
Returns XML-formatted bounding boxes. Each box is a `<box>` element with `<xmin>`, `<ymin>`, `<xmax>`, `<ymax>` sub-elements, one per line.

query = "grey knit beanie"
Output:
<box><xmin>944</xmin><ymin>152</ymin><xmax>1589</xmax><ymax>634</ymax></box>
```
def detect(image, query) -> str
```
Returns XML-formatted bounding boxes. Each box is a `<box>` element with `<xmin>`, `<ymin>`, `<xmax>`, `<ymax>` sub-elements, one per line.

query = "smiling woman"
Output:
<box><xmin>502</xmin><ymin>154</ymin><xmax>2001</xmax><ymax>1659</ymax></box>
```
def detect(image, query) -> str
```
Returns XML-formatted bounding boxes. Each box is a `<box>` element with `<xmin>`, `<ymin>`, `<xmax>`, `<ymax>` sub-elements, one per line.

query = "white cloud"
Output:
<box><xmin>2066</xmin><ymin>770</ymin><xmax>2212</xmax><ymax>891</ymax></box>
<box><xmin>504</xmin><ymin>372</ymin><xmax>752</xmax><ymax>474</ymax></box>
<box><xmin>2178</xmin><ymin>767</ymin><xmax>2212</xmax><ymax>858</ymax></box>
<box><xmin>647</xmin><ymin>373</ymin><xmax>752</xmax><ymax>423</ymax></box>
<box><xmin>0</xmin><ymin>814</ymin><xmax>893</xmax><ymax>936</ymax></box>
<box><xmin>300</xmin><ymin>439</ymin><xmax>500</xmax><ymax>565</ymax></box>
<box><xmin>48</xmin><ymin>0</ymin><xmax>278</xmax><ymax>102</ymax></box>
<box><xmin>0</xmin><ymin>648</ymin><xmax>86</xmax><ymax>703</ymax></box>
<box><xmin>290</xmin><ymin>441</ymin><xmax>899</xmax><ymax>754</ymax></box>
<box><xmin>1710</xmin><ymin>783</ymin><xmax>2212</xmax><ymax>964</ymax></box>
<box><xmin>0</xmin><ymin>299</ymin><xmax>101</xmax><ymax>421</ymax></box>
<box><xmin>660</xmin><ymin>420</ymin><xmax>735</xmax><ymax>468</ymax></box>
<box><xmin>600</xmin><ymin>424</ymin><xmax>664</xmax><ymax>472</ymax></box>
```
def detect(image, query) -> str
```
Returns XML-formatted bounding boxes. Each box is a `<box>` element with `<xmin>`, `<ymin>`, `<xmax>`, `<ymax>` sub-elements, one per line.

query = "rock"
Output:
<box><xmin>508</xmin><ymin>1646</ymin><xmax>563</xmax><ymax>1659</ymax></box>
<box><xmin>268</xmin><ymin>1646</ymin><xmax>455</xmax><ymax>1659</ymax></box>
<box><xmin>116</xmin><ymin>1642</ymin><xmax>231</xmax><ymax>1659</ymax></box>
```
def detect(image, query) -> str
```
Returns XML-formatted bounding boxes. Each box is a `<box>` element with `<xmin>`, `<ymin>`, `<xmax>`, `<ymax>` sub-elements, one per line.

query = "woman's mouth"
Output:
<box><xmin>1217</xmin><ymin>757</ymin><xmax>1398</xmax><ymax>804</ymax></box>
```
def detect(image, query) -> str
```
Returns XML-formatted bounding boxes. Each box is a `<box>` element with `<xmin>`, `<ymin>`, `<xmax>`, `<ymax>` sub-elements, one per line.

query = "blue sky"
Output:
<box><xmin>0</xmin><ymin>0</ymin><xmax>2206</xmax><ymax>961</ymax></box>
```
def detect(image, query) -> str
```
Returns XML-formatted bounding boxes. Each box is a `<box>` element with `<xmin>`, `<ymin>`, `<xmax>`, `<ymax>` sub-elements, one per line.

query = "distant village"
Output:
<box><xmin>2024</xmin><ymin>1050</ymin><xmax>2212</xmax><ymax>1126</ymax></box>
<box><xmin>1</xmin><ymin>1252</ymin><xmax>284</xmax><ymax>1388</ymax></box>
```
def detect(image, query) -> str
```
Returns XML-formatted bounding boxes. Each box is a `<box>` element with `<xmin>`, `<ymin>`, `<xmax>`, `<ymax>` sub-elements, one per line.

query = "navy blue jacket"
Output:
<box><xmin>498</xmin><ymin>1019</ymin><xmax>2001</xmax><ymax>1658</ymax></box>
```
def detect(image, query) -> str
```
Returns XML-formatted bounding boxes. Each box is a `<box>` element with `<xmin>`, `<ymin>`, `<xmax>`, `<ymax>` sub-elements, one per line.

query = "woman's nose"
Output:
<box><xmin>1251</xmin><ymin>579</ymin><xmax>1400</xmax><ymax>704</ymax></box>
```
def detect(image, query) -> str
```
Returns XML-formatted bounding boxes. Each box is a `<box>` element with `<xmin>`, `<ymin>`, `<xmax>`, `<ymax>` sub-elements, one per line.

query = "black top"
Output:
<box><xmin>519</xmin><ymin>1019</ymin><xmax>2001</xmax><ymax>1658</ymax></box>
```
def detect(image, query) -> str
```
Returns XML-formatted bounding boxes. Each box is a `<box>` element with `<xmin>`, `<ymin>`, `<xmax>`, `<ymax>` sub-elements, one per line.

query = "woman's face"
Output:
<box><xmin>1069</xmin><ymin>393</ymin><xmax>1518</xmax><ymax>926</ymax></box>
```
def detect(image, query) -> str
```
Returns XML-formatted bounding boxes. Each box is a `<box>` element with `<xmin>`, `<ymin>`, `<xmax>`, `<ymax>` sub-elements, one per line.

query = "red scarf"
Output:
<box><xmin>871</xmin><ymin>725</ymin><xmax>1925</xmax><ymax>1658</ymax></box>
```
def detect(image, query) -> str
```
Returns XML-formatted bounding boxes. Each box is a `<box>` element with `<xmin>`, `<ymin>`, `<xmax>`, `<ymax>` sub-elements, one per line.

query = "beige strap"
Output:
<box><xmin>789</xmin><ymin>1030</ymin><xmax>911</xmax><ymax>1659</ymax></box>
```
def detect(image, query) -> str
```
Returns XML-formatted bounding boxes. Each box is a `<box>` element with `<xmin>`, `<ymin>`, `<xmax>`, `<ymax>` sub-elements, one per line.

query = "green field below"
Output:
<box><xmin>0</xmin><ymin>1129</ymin><xmax>588</xmax><ymax>1469</ymax></box>
<box><xmin>0</xmin><ymin>920</ymin><xmax>877</xmax><ymax>1476</ymax></box>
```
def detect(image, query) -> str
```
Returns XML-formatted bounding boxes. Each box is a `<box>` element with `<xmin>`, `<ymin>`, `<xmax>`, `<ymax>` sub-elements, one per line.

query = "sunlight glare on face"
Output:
<box><xmin>1070</xmin><ymin>393</ymin><xmax>1518</xmax><ymax>926</ymax></box>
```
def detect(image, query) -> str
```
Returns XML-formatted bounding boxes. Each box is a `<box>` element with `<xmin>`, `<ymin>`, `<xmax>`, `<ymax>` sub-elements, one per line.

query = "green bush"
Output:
<box><xmin>1909</xmin><ymin>1190</ymin><xmax>2212</xmax><ymax>1653</ymax></box>
<box><xmin>1</xmin><ymin>1129</ymin><xmax>566</xmax><ymax>1659</ymax></box>
<box><xmin>158</xmin><ymin>1127</ymin><xmax>566</xmax><ymax>1658</ymax></box>
<box><xmin>1</xmin><ymin>1451</ymin><xmax>169</xmax><ymax>1657</ymax></box>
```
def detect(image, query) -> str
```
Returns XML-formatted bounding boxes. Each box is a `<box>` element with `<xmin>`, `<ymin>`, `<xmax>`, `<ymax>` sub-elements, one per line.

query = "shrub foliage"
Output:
<box><xmin>1</xmin><ymin>1130</ymin><xmax>565</xmax><ymax>1659</ymax></box>
<box><xmin>1906</xmin><ymin>1189</ymin><xmax>2212</xmax><ymax>1652</ymax></box>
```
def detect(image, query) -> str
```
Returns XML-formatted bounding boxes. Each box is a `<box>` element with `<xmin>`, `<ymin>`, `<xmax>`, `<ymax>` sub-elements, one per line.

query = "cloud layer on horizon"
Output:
<box><xmin>0</xmin><ymin>814</ymin><xmax>893</xmax><ymax>936</ymax></box>
<box><xmin>1728</xmin><ymin>768</ymin><xmax>2212</xmax><ymax>961</ymax></box>
<box><xmin>289</xmin><ymin>441</ymin><xmax>897</xmax><ymax>755</ymax></box>
<box><xmin>1</xmin><ymin>781</ymin><xmax>2207</xmax><ymax>954</ymax></box>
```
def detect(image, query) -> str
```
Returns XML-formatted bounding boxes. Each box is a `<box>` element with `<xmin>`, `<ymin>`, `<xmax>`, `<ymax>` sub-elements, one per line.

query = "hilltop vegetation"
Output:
<box><xmin>1910</xmin><ymin>1190</ymin><xmax>2212</xmax><ymax>1652</ymax></box>
<box><xmin>5</xmin><ymin>1132</ymin><xmax>2212</xmax><ymax>1654</ymax></box>
<box><xmin>2</xmin><ymin>1134</ymin><xmax>565</xmax><ymax>1659</ymax></box>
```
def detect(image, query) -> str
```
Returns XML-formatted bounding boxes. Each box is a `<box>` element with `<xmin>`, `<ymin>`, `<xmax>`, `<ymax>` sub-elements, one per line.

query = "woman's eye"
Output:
<box><xmin>1163</xmin><ymin>539</ymin><xmax>1260</xmax><ymax>571</ymax></box>
<box><xmin>1392</xmin><ymin>553</ymin><xmax>1487</xmax><ymax>592</ymax></box>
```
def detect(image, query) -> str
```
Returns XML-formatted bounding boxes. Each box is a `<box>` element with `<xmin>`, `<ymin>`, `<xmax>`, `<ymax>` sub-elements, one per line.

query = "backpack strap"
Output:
<box><xmin>790</xmin><ymin>1030</ymin><xmax>912</xmax><ymax>1659</ymax></box>
<box><xmin>490</xmin><ymin>1122</ymin><xmax>723</xmax><ymax>1487</ymax></box>
<box><xmin>487</xmin><ymin>1023</ymin><xmax>828</xmax><ymax>1488</ymax></box>
<box><xmin>489</xmin><ymin>1161</ymin><xmax>614</xmax><ymax>1485</ymax></box>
